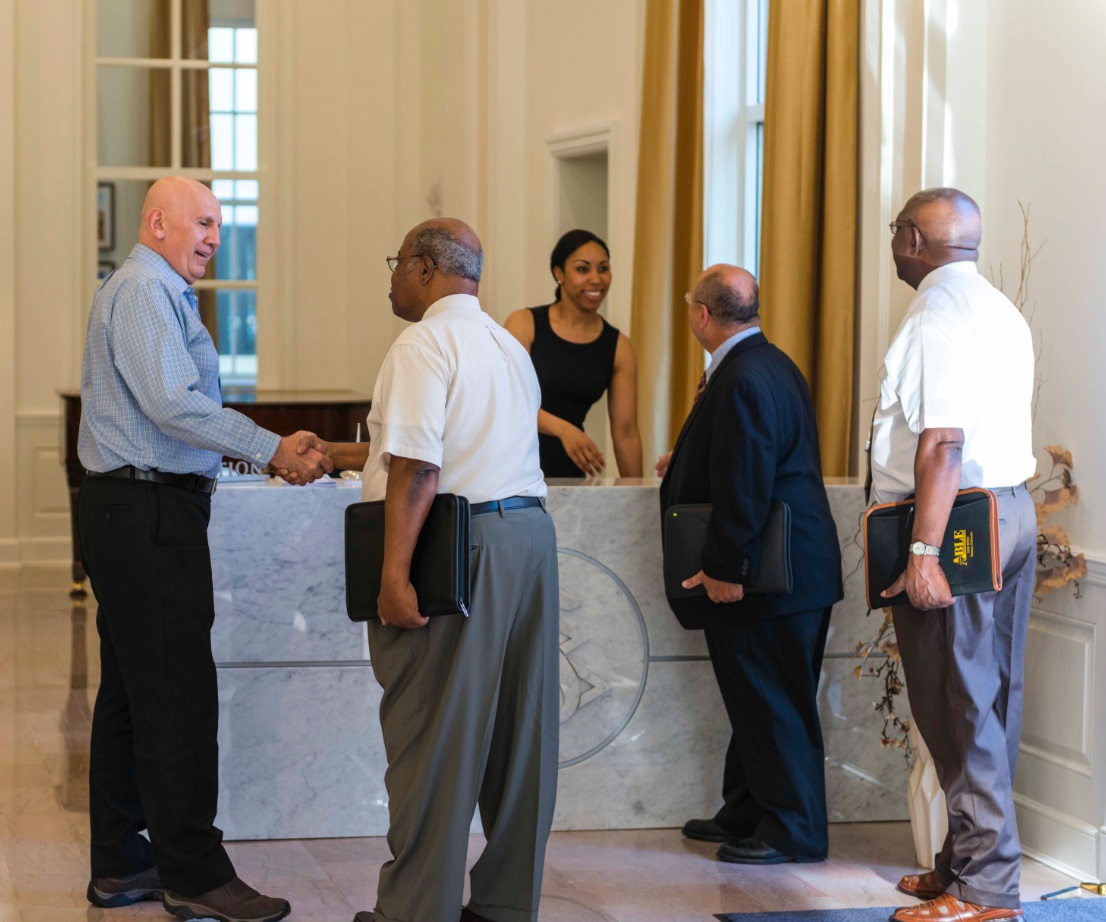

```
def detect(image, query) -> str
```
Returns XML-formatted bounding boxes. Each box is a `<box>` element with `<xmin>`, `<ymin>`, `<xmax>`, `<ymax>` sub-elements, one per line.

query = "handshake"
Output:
<box><xmin>268</xmin><ymin>430</ymin><xmax>334</xmax><ymax>485</ymax></box>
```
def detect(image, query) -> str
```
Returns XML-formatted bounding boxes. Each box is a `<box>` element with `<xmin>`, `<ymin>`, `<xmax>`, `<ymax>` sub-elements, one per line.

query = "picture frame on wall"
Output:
<box><xmin>97</xmin><ymin>260</ymin><xmax>116</xmax><ymax>280</ymax></box>
<box><xmin>97</xmin><ymin>182</ymin><xmax>115</xmax><ymax>251</ymax></box>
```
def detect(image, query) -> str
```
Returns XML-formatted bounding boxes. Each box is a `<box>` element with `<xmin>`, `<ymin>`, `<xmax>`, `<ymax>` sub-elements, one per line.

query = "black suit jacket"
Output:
<box><xmin>660</xmin><ymin>331</ymin><xmax>843</xmax><ymax>630</ymax></box>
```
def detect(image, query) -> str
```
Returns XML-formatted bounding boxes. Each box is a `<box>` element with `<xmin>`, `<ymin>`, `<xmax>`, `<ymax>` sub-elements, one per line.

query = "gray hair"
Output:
<box><xmin>412</xmin><ymin>226</ymin><xmax>484</xmax><ymax>282</ymax></box>
<box><xmin>698</xmin><ymin>270</ymin><xmax>759</xmax><ymax>325</ymax></box>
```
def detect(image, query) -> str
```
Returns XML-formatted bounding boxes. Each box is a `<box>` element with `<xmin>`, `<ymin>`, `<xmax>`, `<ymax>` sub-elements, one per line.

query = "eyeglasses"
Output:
<box><xmin>888</xmin><ymin>220</ymin><xmax>924</xmax><ymax>240</ymax></box>
<box><xmin>685</xmin><ymin>291</ymin><xmax>712</xmax><ymax>313</ymax></box>
<box><xmin>384</xmin><ymin>253</ymin><xmax>426</xmax><ymax>270</ymax></box>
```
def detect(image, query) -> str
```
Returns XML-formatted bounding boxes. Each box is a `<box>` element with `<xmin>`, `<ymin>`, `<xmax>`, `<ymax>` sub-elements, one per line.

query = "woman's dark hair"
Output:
<box><xmin>550</xmin><ymin>229</ymin><xmax>610</xmax><ymax>303</ymax></box>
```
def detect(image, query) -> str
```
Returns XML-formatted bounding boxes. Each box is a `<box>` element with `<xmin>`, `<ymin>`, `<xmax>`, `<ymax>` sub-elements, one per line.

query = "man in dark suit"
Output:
<box><xmin>657</xmin><ymin>264</ymin><xmax>843</xmax><ymax>864</ymax></box>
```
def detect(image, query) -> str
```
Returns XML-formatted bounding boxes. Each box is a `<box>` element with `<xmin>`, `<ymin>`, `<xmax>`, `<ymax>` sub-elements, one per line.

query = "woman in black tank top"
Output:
<box><xmin>505</xmin><ymin>230</ymin><xmax>643</xmax><ymax>478</ymax></box>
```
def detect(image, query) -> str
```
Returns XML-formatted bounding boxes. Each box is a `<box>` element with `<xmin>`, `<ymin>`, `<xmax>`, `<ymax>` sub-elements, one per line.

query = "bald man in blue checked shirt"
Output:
<box><xmin>77</xmin><ymin>177</ymin><xmax>328</xmax><ymax>922</ymax></box>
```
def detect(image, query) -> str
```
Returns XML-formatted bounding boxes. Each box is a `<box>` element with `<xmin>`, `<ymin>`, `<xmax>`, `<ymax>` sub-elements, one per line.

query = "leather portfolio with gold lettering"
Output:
<box><xmin>345</xmin><ymin>493</ymin><xmax>471</xmax><ymax>622</ymax></box>
<box><xmin>663</xmin><ymin>500</ymin><xmax>793</xmax><ymax>598</ymax></box>
<box><xmin>863</xmin><ymin>487</ymin><xmax>1001</xmax><ymax>610</ymax></box>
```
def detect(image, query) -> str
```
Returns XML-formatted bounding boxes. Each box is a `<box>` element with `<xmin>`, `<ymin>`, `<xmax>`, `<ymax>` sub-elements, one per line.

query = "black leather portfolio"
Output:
<box><xmin>663</xmin><ymin>500</ymin><xmax>793</xmax><ymax>598</ymax></box>
<box><xmin>344</xmin><ymin>493</ymin><xmax>471</xmax><ymax>622</ymax></box>
<box><xmin>863</xmin><ymin>487</ymin><xmax>1001</xmax><ymax>610</ymax></box>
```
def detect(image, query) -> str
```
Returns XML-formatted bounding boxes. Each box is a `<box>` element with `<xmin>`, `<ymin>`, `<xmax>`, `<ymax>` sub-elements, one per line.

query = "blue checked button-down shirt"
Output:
<box><xmin>78</xmin><ymin>244</ymin><xmax>280</xmax><ymax>479</ymax></box>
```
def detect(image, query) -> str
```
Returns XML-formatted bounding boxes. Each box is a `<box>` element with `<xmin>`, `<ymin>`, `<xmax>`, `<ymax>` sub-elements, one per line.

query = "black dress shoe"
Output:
<box><xmin>718</xmin><ymin>836</ymin><xmax>800</xmax><ymax>864</ymax></box>
<box><xmin>352</xmin><ymin>913</ymin><xmax>374</xmax><ymax>922</ymax></box>
<box><xmin>682</xmin><ymin>816</ymin><xmax>742</xmax><ymax>842</ymax></box>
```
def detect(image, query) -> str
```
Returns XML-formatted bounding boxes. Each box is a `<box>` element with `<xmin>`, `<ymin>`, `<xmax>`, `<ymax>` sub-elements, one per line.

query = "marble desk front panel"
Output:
<box><xmin>209</xmin><ymin>480</ymin><xmax>908</xmax><ymax>840</ymax></box>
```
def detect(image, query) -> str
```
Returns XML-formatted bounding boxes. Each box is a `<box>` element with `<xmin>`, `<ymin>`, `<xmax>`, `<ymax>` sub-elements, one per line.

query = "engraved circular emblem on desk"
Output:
<box><xmin>556</xmin><ymin>548</ymin><xmax>649</xmax><ymax>768</ymax></box>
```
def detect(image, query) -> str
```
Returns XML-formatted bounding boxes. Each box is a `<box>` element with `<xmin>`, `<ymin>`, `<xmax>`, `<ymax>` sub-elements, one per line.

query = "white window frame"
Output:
<box><xmin>704</xmin><ymin>0</ymin><xmax>768</xmax><ymax>275</ymax></box>
<box><xmin>87</xmin><ymin>0</ymin><xmax>265</xmax><ymax>385</ymax></box>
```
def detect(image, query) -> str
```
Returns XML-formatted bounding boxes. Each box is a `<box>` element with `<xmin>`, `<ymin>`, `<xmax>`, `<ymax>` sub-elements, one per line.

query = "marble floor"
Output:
<box><xmin>0</xmin><ymin>568</ymin><xmax>1080</xmax><ymax>922</ymax></box>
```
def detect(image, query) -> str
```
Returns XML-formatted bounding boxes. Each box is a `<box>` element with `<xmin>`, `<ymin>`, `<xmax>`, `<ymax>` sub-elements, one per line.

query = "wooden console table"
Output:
<box><xmin>58</xmin><ymin>388</ymin><xmax>371</xmax><ymax>596</ymax></box>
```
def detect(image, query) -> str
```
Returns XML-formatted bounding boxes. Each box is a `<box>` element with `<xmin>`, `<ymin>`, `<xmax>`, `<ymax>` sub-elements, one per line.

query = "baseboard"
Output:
<box><xmin>0</xmin><ymin>537</ymin><xmax>19</xmax><ymax>568</ymax></box>
<box><xmin>18</xmin><ymin>536</ymin><xmax>71</xmax><ymax>565</ymax></box>
<box><xmin>1014</xmin><ymin>793</ymin><xmax>1099</xmax><ymax>880</ymax></box>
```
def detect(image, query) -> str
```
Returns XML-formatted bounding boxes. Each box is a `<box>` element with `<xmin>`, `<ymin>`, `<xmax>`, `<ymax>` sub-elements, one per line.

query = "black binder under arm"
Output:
<box><xmin>344</xmin><ymin>493</ymin><xmax>471</xmax><ymax>622</ymax></box>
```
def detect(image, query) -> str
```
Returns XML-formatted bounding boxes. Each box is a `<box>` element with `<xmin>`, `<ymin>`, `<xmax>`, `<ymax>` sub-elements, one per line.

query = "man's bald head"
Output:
<box><xmin>389</xmin><ymin>218</ymin><xmax>484</xmax><ymax>322</ymax></box>
<box><xmin>138</xmin><ymin>176</ymin><xmax>222</xmax><ymax>284</ymax></box>
<box><xmin>695</xmin><ymin>264</ymin><xmax>760</xmax><ymax>327</ymax></box>
<box><xmin>902</xmin><ymin>187</ymin><xmax>982</xmax><ymax>251</ymax></box>
<box><xmin>408</xmin><ymin>218</ymin><xmax>484</xmax><ymax>283</ymax></box>
<box><xmin>892</xmin><ymin>187</ymin><xmax>982</xmax><ymax>288</ymax></box>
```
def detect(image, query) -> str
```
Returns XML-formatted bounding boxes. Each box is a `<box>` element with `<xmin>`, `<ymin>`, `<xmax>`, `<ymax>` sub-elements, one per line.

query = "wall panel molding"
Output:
<box><xmin>1014</xmin><ymin>793</ymin><xmax>1101</xmax><ymax>881</ymax></box>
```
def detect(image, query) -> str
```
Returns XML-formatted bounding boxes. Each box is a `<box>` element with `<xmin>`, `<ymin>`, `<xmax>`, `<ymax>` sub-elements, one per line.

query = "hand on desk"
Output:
<box><xmin>270</xmin><ymin>431</ymin><xmax>333</xmax><ymax>484</ymax></box>
<box><xmin>560</xmin><ymin>425</ymin><xmax>606</xmax><ymax>476</ymax></box>
<box><xmin>655</xmin><ymin>451</ymin><xmax>672</xmax><ymax>478</ymax></box>
<box><xmin>683</xmin><ymin>570</ymin><xmax>745</xmax><ymax>604</ymax></box>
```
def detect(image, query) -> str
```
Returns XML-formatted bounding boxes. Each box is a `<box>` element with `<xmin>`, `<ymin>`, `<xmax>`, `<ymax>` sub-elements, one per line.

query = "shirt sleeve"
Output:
<box><xmin>373</xmin><ymin>342</ymin><xmax>450</xmax><ymax>469</ymax></box>
<box><xmin>917</xmin><ymin>305</ymin><xmax>972</xmax><ymax>431</ymax></box>
<box><xmin>109</xmin><ymin>280</ymin><xmax>280</xmax><ymax>465</ymax></box>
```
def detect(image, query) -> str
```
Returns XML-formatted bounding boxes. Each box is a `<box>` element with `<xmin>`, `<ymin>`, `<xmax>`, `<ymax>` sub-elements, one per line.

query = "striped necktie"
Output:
<box><xmin>693</xmin><ymin>370</ymin><xmax>708</xmax><ymax>406</ymax></box>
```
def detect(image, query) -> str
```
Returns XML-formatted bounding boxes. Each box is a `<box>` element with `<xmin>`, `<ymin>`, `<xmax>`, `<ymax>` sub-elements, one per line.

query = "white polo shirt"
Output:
<box><xmin>361</xmin><ymin>293</ymin><xmax>546</xmax><ymax>504</ymax></box>
<box><xmin>870</xmin><ymin>261</ymin><xmax>1035</xmax><ymax>504</ymax></box>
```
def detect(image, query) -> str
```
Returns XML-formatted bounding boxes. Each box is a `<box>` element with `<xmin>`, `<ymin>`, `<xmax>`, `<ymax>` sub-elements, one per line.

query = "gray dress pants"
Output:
<box><xmin>368</xmin><ymin>505</ymin><xmax>559</xmax><ymax>922</ymax></box>
<box><xmin>893</xmin><ymin>484</ymin><xmax>1037</xmax><ymax>910</ymax></box>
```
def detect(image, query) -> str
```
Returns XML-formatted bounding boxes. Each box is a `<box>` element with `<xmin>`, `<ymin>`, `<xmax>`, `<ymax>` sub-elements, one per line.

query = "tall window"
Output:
<box><xmin>93</xmin><ymin>0</ymin><xmax>261</xmax><ymax>385</ymax></box>
<box><xmin>704</xmin><ymin>0</ymin><xmax>769</xmax><ymax>274</ymax></box>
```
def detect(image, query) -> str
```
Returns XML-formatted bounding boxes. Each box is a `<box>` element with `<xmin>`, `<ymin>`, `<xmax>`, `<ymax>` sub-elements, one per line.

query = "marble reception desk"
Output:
<box><xmin>208</xmin><ymin>478</ymin><xmax>906</xmax><ymax>841</ymax></box>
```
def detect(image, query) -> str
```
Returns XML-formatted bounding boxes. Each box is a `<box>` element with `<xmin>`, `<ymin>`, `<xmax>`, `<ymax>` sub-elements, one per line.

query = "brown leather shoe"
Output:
<box><xmin>163</xmin><ymin>876</ymin><xmax>290</xmax><ymax>922</ymax></box>
<box><xmin>897</xmin><ymin>869</ymin><xmax>949</xmax><ymax>900</ymax></box>
<box><xmin>890</xmin><ymin>893</ymin><xmax>1024</xmax><ymax>922</ymax></box>
<box><xmin>86</xmin><ymin>866</ymin><xmax>164</xmax><ymax>908</ymax></box>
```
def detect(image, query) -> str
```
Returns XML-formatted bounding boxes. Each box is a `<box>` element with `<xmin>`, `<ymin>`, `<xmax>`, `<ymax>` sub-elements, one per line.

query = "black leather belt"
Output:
<box><xmin>86</xmin><ymin>465</ymin><xmax>218</xmax><ymax>495</ymax></box>
<box><xmin>470</xmin><ymin>495</ymin><xmax>544</xmax><ymax>516</ymax></box>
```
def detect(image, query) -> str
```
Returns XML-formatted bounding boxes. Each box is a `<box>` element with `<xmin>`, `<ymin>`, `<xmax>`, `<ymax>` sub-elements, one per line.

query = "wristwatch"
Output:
<box><xmin>909</xmin><ymin>540</ymin><xmax>941</xmax><ymax>558</ymax></box>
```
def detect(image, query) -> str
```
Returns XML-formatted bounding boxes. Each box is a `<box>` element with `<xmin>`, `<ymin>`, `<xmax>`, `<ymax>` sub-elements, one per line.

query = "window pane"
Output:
<box><xmin>93</xmin><ymin>179</ymin><xmax>155</xmax><ymax>277</ymax></box>
<box><xmin>209</xmin><ymin>68</ymin><xmax>235</xmax><ymax>111</ymax></box>
<box><xmin>210</xmin><ymin>194</ymin><xmax>258</xmax><ymax>282</ymax></box>
<box><xmin>208</xmin><ymin>27</ymin><xmax>235</xmax><ymax>63</ymax></box>
<box><xmin>216</xmin><ymin>289</ymin><xmax>258</xmax><ymax>385</ymax></box>
<box><xmin>754</xmin><ymin>122</ymin><xmax>764</xmax><ymax>274</ymax></box>
<box><xmin>235</xmin><ymin>180</ymin><xmax>259</xmax><ymax>201</ymax></box>
<box><xmin>235</xmin><ymin>29</ymin><xmax>259</xmax><ymax>65</ymax></box>
<box><xmin>97</xmin><ymin>66</ymin><xmax>171</xmax><ymax>167</ymax></box>
<box><xmin>97</xmin><ymin>0</ymin><xmax>170</xmax><ymax>59</ymax></box>
<box><xmin>235</xmin><ymin>115</ymin><xmax>258</xmax><ymax>171</ymax></box>
<box><xmin>235</xmin><ymin>69</ymin><xmax>258</xmax><ymax>113</ymax></box>
<box><xmin>187</xmin><ymin>0</ymin><xmax>256</xmax><ymax>58</ymax></box>
<box><xmin>212</xmin><ymin>180</ymin><xmax>236</xmax><ymax>200</ymax></box>
<box><xmin>210</xmin><ymin>114</ymin><xmax>235</xmax><ymax>170</ymax></box>
<box><xmin>756</xmin><ymin>0</ymin><xmax>769</xmax><ymax>105</ymax></box>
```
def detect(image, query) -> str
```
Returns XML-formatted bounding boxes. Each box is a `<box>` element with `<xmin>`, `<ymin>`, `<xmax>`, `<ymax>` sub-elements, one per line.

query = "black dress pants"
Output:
<box><xmin>704</xmin><ymin>606</ymin><xmax>832</xmax><ymax>860</ymax></box>
<box><xmin>77</xmin><ymin>476</ymin><xmax>235</xmax><ymax>896</ymax></box>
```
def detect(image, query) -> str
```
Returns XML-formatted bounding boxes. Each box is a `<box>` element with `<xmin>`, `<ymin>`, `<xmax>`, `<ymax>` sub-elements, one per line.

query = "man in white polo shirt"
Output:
<box><xmin>872</xmin><ymin>189</ymin><xmax>1037</xmax><ymax>922</ymax></box>
<box><xmin>351</xmin><ymin>219</ymin><xmax>558</xmax><ymax>922</ymax></box>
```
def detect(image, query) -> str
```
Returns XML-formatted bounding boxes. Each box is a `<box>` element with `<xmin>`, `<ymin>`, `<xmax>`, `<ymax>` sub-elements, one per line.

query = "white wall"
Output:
<box><xmin>859</xmin><ymin>0</ymin><xmax>1106</xmax><ymax>882</ymax></box>
<box><xmin>0</xmin><ymin>0</ymin><xmax>17</xmax><ymax>564</ymax></box>
<box><xmin>981</xmin><ymin>0</ymin><xmax>1106</xmax><ymax>883</ymax></box>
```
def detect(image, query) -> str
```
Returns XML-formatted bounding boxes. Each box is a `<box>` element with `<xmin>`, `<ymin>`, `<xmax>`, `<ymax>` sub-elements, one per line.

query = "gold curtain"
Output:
<box><xmin>630</xmin><ymin>0</ymin><xmax>705</xmax><ymax>463</ymax></box>
<box><xmin>758</xmin><ymin>0</ymin><xmax>859</xmax><ymax>476</ymax></box>
<box><xmin>150</xmin><ymin>2</ymin><xmax>217</xmax><ymax>340</ymax></box>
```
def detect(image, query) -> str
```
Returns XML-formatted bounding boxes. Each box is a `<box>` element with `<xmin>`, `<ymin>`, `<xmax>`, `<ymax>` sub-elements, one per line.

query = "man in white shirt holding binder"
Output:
<box><xmin>872</xmin><ymin>188</ymin><xmax>1037</xmax><ymax>922</ymax></box>
<box><xmin>351</xmin><ymin>219</ymin><xmax>557</xmax><ymax>922</ymax></box>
